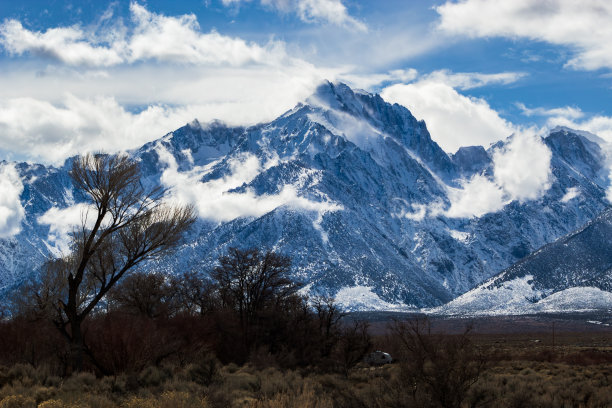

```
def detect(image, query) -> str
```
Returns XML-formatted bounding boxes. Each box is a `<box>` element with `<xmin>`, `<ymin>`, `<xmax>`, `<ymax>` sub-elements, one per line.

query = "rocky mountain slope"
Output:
<box><xmin>1</xmin><ymin>82</ymin><xmax>610</xmax><ymax>311</ymax></box>
<box><xmin>435</xmin><ymin>206</ymin><xmax>612</xmax><ymax>315</ymax></box>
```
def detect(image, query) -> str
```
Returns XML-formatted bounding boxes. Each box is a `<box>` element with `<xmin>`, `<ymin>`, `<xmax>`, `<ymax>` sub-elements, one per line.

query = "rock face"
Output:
<box><xmin>1</xmin><ymin>82</ymin><xmax>610</xmax><ymax>311</ymax></box>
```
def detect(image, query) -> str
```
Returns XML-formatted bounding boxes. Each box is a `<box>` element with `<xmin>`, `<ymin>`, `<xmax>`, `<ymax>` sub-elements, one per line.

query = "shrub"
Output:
<box><xmin>62</xmin><ymin>372</ymin><xmax>97</xmax><ymax>394</ymax></box>
<box><xmin>138</xmin><ymin>366</ymin><xmax>171</xmax><ymax>388</ymax></box>
<box><xmin>184</xmin><ymin>352</ymin><xmax>219</xmax><ymax>386</ymax></box>
<box><xmin>37</xmin><ymin>401</ymin><xmax>65</xmax><ymax>408</ymax></box>
<box><xmin>0</xmin><ymin>395</ymin><xmax>36</xmax><ymax>408</ymax></box>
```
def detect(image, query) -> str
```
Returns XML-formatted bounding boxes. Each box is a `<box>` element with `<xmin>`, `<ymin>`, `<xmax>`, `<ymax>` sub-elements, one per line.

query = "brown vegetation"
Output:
<box><xmin>0</xmin><ymin>332</ymin><xmax>610</xmax><ymax>407</ymax></box>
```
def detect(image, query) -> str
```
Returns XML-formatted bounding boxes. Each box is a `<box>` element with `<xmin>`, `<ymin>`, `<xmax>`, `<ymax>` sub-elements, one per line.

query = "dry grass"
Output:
<box><xmin>0</xmin><ymin>333</ymin><xmax>610</xmax><ymax>407</ymax></box>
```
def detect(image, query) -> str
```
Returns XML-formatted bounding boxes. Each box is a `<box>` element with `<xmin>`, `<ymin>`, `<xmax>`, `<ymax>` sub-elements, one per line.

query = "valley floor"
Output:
<box><xmin>347</xmin><ymin>311</ymin><xmax>612</xmax><ymax>335</ymax></box>
<box><xmin>0</xmin><ymin>319</ymin><xmax>610</xmax><ymax>408</ymax></box>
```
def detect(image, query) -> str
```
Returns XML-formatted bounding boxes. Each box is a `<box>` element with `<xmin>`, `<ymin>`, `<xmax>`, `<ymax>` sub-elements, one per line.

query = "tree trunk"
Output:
<box><xmin>69</xmin><ymin>318</ymin><xmax>84</xmax><ymax>374</ymax></box>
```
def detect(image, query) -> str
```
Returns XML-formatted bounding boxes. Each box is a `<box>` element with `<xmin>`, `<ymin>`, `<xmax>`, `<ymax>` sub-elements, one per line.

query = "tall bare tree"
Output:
<box><xmin>27</xmin><ymin>153</ymin><xmax>195</xmax><ymax>373</ymax></box>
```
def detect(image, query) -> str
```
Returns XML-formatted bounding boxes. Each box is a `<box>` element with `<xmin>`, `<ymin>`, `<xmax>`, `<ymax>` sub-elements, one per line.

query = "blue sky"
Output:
<box><xmin>1</xmin><ymin>0</ymin><xmax>612</xmax><ymax>164</ymax></box>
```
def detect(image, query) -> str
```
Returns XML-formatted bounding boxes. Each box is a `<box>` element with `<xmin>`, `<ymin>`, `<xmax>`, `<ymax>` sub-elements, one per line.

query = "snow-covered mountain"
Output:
<box><xmin>435</xmin><ymin>206</ymin><xmax>612</xmax><ymax>315</ymax></box>
<box><xmin>1</xmin><ymin>82</ymin><xmax>611</xmax><ymax>311</ymax></box>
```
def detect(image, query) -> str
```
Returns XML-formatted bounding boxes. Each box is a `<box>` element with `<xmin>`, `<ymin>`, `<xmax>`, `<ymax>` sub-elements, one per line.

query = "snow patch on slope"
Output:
<box><xmin>534</xmin><ymin>287</ymin><xmax>612</xmax><ymax>313</ymax></box>
<box><xmin>335</xmin><ymin>285</ymin><xmax>411</xmax><ymax>312</ymax></box>
<box><xmin>431</xmin><ymin>275</ymin><xmax>546</xmax><ymax>315</ymax></box>
<box><xmin>433</xmin><ymin>279</ymin><xmax>612</xmax><ymax>315</ymax></box>
<box><xmin>447</xmin><ymin>229</ymin><xmax>471</xmax><ymax>243</ymax></box>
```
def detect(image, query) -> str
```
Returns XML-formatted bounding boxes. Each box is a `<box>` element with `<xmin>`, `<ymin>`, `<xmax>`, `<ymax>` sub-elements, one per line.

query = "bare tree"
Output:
<box><xmin>28</xmin><ymin>153</ymin><xmax>195</xmax><ymax>373</ymax></box>
<box><xmin>107</xmin><ymin>271</ymin><xmax>175</xmax><ymax>318</ymax></box>
<box><xmin>391</xmin><ymin>317</ymin><xmax>486</xmax><ymax>408</ymax></box>
<box><xmin>312</xmin><ymin>296</ymin><xmax>345</xmax><ymax>359</ymax></box>
<box><xmin>211</xmin><ymin>248</ymin><xmax>300</xmax><ymax>350</ymax></box>
<box><xmin>172</xmin><ymin>271</ymin><xmax>218</xmax><ymax>316</ymax></box>
<box><xmin>333</xmin><ymin>320</ymin><xmax>371</xmax><ymax>376</ymax></box>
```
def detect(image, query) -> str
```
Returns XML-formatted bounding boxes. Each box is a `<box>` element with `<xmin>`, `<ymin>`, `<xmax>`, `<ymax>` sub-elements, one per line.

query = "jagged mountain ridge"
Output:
<box><xmin>0</xmin><ymin>82</ymin><xmax>610</xmax><ymax>310</ymax></box>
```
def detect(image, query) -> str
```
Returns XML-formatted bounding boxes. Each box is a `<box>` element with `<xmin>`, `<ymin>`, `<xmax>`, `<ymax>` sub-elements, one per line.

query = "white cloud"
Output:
<box><xmin>157</xmin><ymin>145</ymin><xmax>341</xmax><ymax>222</ymax></box>
<box><xmin>305</xmin><ymin>105</ymin><xmax>384</xmax><ymax>154</ymax></box>
<box><xmin>561</xmin><ymin>187</ymin><xmax>580</xmax><ymax>203</ymax></box>
<box><xmin>341</xmin><ymin>68</ymin><xmax>525</xmax><ymax>97</ymax></box>
<box><xmin>222</xmin><ymin>0</ymin><xmax>367</xmax><ymax>31</ymax></box>
<box><xmin>445</xmin><ymin>175</ymin><xmax>505</xmax><ymax>218</ymax></box>
<box><xmin>492</xmin><ymin>130</ymin><xmax>553</xmax><ymax>201</ymax></box>
<box><xmin>0</xmin><ymin>66</ymin><xmax>329</xmax><ymax>165</ymax></box>
<box><xmin>517</xmin><ymin>102</ymin><xmax>612</xmax><ymax>144</ymax></box>
<box><xmin>445</xmin><ymin>130</ymin><xmax>553</xmax><ymax>218</ymax></box>
<box><xmin>37</xmin><ymin>203</ymin><xmax>92</xmax><ymax>254</ymax></box>
<box><xmin>381</xmin><ymin>80</ymin><xmax>515</xmax><ymax>153</ymax></box>
<box><xmin>0</xmin><ymin>20</ymin><xmax>124</xmax><ymax>67</ymax></box>
<box><xmin>0</xmin><ymin>94</ymin><xmax>193</xmax><ymax>164</ymax></box>
<box><xmin>295</xmin><ymin>0</ymin><xmax>367</xmax><ymax>32</ymax></box>
<box><xmin>524</xmin><ymin>106</ymin><xmax>612</xmax><ymax>203</ymax></box>
<box><xmin>517</xmin><ymin>103</ymin><xmax>585</xmax><ymax>121</ymax></box>
<box><xmin>436</xmin><ymin>0</ymin><xmax>612</xmax><ymax>71</ymax></box>
<box><xmin>563</xmin><ymin>115</ymin><xmax>612</xmax><ymax>144</ymax></box>
<box><xmin>128</xmin><ymin>2</ymin><xmax>286</xmax><ymax>65</ymax></box>
<box><xmin>0</xmin><ymin>59</ymin><xmax>335</xmax><ymax>164</ymax></box>
<box><xmin>0</xmin><ymin>163</ymin><xmax>25</xmax><ymax>238</ymax></box>
<box><xmin>0</xmin><ymin>2</ymin><xmax>338</xmax><ymax>165</ymax></box>
<box><xmin>0</xmin><ymin>2</ymin><xmax>288</xmax><ymax>67</ymax></box>
<box><xmin>422</xmin><ymin>69</ymin><xmax>527</xmax><ymax>90</ymax></box>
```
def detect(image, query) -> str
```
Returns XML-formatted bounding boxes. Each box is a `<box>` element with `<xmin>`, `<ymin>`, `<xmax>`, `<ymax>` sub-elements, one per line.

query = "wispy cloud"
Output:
<box><xmin>436</xmin><ymin>0</ymin><xmax>612</xmax><ymax>71</ymax></box>
<box><xmin>518</xmin><ymin>101</ymin><xmax>612</xmax><ymax>204</ymax></box>
<box><xmin>394</xmin><ymin>129</ymin><xmax>553</xmax><ymax>219</ymax></box>
<box><xmin>221</xmin><ymin>0</ymin><xmax>367</xmax><ymax>32</ymax></box>
<box><xmin>517</xmin><ymin>102</ymin><xmax>612</xmax><ymax>145</ymax></box>
<box><xmin>0</xmin><ymin>19</ymin><xmax>123</xmax><ymax>67</ymax></box>
<box><xmin>157</xmin><ymin>145</ymin><xmax>342</xmax><ymax>222</ymax></box>
<box><xmin>421</xmin><ymin>69</ymin><xmax>527</xmax><ymax>90</ymax></box>
<box><xmin>37</xmin><ymin>203</ymin><xmax>92</xmax><ymax>254</ymax></box>
<box><xmin>0</xmin><ymin>94</ymin><xmax>194</xmax><ymax>164</ymax></box>
<box><xmin>339</xmin><ymin>68</ymin><xmax>418</xmax><ymax>89</ymax></box>
<box><xmin>517</xmin><ymin>103</ymin><xmax>585</xmax><ymax>120</ymax></box>
<box><xmin>128</xmin><ymin>2</ymin><xmax>287</xmax><ymax>65</ymax></box>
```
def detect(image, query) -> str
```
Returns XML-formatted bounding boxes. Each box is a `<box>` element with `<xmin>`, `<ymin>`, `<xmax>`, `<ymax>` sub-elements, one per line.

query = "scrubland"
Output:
<box><xmin>0</xmin><ymin>325</ymin><xmax>609</xmax><ymax>408</ymax></box>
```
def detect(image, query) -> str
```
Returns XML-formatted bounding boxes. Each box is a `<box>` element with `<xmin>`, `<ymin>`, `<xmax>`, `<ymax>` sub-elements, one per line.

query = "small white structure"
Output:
<box><xmin>364</xmin><ymin>350</ymin><xmax>393</xmax><ymax>366</ymax></box>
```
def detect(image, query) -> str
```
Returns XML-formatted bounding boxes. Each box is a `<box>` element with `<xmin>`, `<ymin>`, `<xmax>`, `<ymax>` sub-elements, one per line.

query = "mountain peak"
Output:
<box><xmin>452</xmin><ymin>145</ymin><xmax>491</xmax><ymax>175</ymax></box>
<box><xmin>549</xmin><ymin>126</ymin><xmax>606</xmax><ymax>145</ymax></box>
<box><xmin>302</xmin><ymin>81</ymin><xmax>457</xmax><ymax>178</ymax></box>
<box><xmin>545</xmin><ymin>127</ymin><xmax>607</xmax><ymax>184</ymax></box>
<box><xmin>307</xmin><ymin>81</ymin><xmax>364</xmax><ymax>115</ymax></box>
